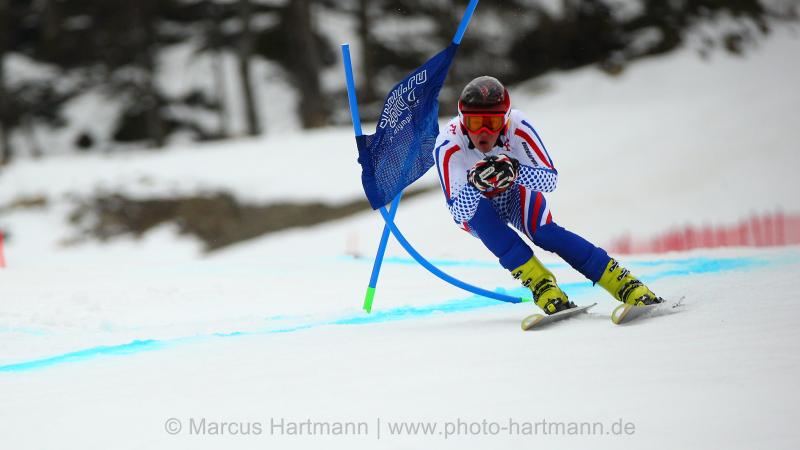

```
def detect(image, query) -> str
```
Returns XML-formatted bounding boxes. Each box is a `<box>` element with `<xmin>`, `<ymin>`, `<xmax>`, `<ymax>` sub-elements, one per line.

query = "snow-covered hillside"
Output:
<box><xmin>0</xmin><ymin>25</ymin><xmax>799</xmax><ymax>450</ymax></box>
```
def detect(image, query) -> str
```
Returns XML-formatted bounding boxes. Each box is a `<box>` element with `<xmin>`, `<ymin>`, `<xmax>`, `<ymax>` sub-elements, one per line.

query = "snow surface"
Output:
<box><xmin>1</xmin><ymin>26</ymin><xmax>800</xmax><ymax>450</ymax></box>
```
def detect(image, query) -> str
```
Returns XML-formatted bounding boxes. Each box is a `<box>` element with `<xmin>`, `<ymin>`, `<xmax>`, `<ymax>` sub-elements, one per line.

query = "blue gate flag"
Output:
<box><xmin>356</xmin><ymin>43</ymin><xmax>458</xmax><ymax>210</ymax></box>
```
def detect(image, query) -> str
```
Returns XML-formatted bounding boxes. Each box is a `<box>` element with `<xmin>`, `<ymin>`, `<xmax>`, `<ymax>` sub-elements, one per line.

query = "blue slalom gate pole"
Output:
<box><xmin>342</xmin><ymin>43</ymin><xmax>400</xmax><ymax>312</ymax></box>
<box><xmin>341</xmin><ymin>0</ymin><xmax>527</xmax><ymax>308</ymax></box>
<box><xmin>361</xmin><ymin>0</ymin><xmax>481</xmax><ymax>311</ymax></box>
<box><xmin>341</xmin><ymin>44</ymin><xmax>362</xmax><ymax>137</ymax></box>
<box><xmin>375</xmin><ymin>207</ymin><xmax>526</xmax><ymax>304</ymax></box>
<box><xmin>453</xmin><ymin>0</ymin><xmax>479</xmax><ymax>45</ymax></box>
<box><xmin>363</xmin><ymin>191</ymin><xmax>402</xmax><ymax>312</ymax></box>
<box><xmin>349</xmin><ymin>0</ymin><xmax>480</xmax><ymax>313</ymax></box>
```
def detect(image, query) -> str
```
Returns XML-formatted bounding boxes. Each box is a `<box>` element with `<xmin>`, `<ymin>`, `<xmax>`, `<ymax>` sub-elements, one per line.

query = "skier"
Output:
<box><xmin>433</xmin><ymin>76</ymin><xmax>663</xmax><ymax>314</ymax></box>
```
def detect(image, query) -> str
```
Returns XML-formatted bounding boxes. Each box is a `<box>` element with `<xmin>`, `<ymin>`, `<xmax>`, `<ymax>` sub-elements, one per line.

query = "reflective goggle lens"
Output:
<box><xmin>463</xmin><ymin>114</ymin><xmax>505</xmax><ymax>133</ymax></box>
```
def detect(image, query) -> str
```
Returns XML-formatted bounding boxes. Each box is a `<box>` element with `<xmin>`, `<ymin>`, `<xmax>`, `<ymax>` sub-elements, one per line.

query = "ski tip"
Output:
<box><xmin>612</xmin><ymin>301</ymin><xmax>669</xmax><ymax>325</ymax></box>
<box><xmin>521</xmin><ymin>314</ymin><xmax>545</xmax><ymax>330</ymax></box>
<box><xmin>521</xmin><ymin>302</ymin><xmax>598</xmax><ymax>331</ymax></box>
<box><xmin>611</xmin><ymin>304</ymin><xmax>631</xmax><ymax>325</ymax></box>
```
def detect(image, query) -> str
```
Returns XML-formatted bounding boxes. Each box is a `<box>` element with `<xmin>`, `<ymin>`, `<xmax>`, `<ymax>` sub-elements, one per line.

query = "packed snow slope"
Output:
<box><xmin>1</xmin><ymin>27</ymin><xmax>800</xmax><ymax>450</ymax></box>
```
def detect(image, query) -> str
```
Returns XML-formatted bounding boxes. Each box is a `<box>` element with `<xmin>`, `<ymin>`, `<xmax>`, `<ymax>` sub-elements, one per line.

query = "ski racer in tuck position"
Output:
<box><xmin>433</xmin><ymin>76</ymin><xmax>663</xmax><ymax>314</ymax></box>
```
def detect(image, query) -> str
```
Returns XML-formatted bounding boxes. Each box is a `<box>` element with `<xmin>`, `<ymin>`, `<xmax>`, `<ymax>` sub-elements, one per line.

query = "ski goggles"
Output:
<box><xmin>460</xmin><ymin>112</ymin><xmax>508</xmax><ymax>133</ymax></box>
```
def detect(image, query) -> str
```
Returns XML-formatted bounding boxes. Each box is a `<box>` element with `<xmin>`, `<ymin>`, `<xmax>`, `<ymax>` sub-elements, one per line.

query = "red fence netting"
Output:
<box><xmin>608</xmin><ymin>212</ymin><xmax>800</xmax><ymax>254</ymax></box>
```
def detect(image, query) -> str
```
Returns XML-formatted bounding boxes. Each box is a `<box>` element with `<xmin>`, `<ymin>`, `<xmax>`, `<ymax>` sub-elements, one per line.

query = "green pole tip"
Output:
<box><xmin>363</xmin><ymin>287</ymin><xmax>376</xmax><ymax>313</ymax></box>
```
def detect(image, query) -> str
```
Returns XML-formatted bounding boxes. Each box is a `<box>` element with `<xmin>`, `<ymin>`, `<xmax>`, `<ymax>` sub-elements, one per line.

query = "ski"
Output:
<box><xmin>611</xmin><ymin>297</ymin><xmax>684</xmax><ymax>325</ymax></box>
<box><xmin>521</xmin><ymin>302</ymin><xmax>597</xmax><ymax>330</ymax></box>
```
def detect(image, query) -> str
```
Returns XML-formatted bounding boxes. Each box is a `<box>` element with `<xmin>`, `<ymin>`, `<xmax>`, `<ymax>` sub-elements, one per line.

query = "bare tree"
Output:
<box><xmin>132</xmin><ymin>0</ymin><xmax>165</xmax><ymax>148</ymax></box>
<box><xmin>286</xmin><ymin>0</ymin><xmax>327</xmax><ymax>128</ymax></box>
<box><xmin>237</xmin><ymin>0</ymin><xmax>261</xmax><ymax>136</ymax></box>
<box><xmin>357</xmin><ymin>0</ymin><xmax>376</xmax><ymax>103</ymax></box>
<box><xmin>204</xmin><ymin>1</ymin><xmax>230</xmax><ymax>138</ymax></box>
<box><xmin>0</xmin><ymin>0</ymin><xmax>10</xmax><ymax>165</ymax></box>
<box><xmin>38</xmin><ymin>0</ymin><xmax>60</xmax><ymax>61</ymax></box>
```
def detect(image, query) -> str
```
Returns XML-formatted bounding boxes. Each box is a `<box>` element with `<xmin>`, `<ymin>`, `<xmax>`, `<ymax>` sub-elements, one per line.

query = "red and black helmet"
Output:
<box><xmin>458</xmin><ymin>76</ymin><xmax>510</xmax><ymax>112</ymax></box>
<box><xmin>458</xmin><ymin>76</ymin><xmax>511</xmax><ymax>132</ymax></box>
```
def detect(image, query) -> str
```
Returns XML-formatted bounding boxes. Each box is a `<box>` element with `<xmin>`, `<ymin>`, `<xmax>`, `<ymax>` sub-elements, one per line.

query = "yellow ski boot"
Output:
<box><xmin>512</xmin><ymin>255</ymin><xmax>576</xmax><ymax>315</ymax></box>
<box><xmin>598</xmin><ymin>258</ymin><xmax>663</xmax><ymax>306</ymax></box>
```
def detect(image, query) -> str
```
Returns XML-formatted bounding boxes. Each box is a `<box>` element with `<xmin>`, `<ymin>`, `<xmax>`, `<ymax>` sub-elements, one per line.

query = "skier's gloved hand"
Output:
<box><xmin>467</xmin><ymin>158</ymin><xmax>496</xmax><ymax>192</ymax></box>
<box><xmin>468</xmin><ymin>155</ymin><xmax>519</xmax><ymax>196</ymax></box>
<box><xmin>491</xmin><ymin>154</ymin><xmax>519</xmax><ymax>190</ymax></box>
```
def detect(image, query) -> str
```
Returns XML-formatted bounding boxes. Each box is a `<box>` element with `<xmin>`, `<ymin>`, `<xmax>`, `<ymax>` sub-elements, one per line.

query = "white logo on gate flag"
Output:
<box><xmin>378</xmin><ymin>70</ymin><xmax>428</xmax><ymax>131</ymax></box>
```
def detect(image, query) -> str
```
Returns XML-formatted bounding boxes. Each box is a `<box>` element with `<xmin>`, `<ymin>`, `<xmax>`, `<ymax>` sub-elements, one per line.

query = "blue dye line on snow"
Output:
<box><xmin>644</xmin><ymin>257</ymin><xmax>770</xmax><ymax>281</ymax></box>
<box><xmin>0</xmin><ymin>340</ymin><xmax>166</xmax><ymax>372</ymax></box>
<box><xmin>381</xmin><ymin>256</ymin><xmax>500</xmax><ymax>268</ymax></box>
<box><xmin>0</xmin><ymin>326</ymin><xmax>51</xmax><ymax>336</ymax></box>
<box><xmin>343</xmin><ymin>254</ymin><xmax>776</xmax><ymax>272</ymax></box>
<box><xmin>0</xmin><ymin>255</ymin><xmax>792</xmax><ymax>373</ymax></box>
<box><xmin>331</xmin><ymin>296</ymin><xmax>500</xmax><ymax>326</ymax></box>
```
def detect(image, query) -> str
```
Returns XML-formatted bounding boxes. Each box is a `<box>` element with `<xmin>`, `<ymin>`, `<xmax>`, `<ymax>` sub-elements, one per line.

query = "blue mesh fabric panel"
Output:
<box><xmin>517</xmin><ymin>165</ymin><xmax>558</xmax><ymax>192</ymax></box>
<box><xmin>444</xmin><ymin>164</ymin><xmax>556</xmax><ymax>223</ymax></box>
<box><xmin>357</xmin><ymin>44</ymin><xmax>459</xmax><ymax>209</ymax></box>
<box><xmin>448</xmin><ymin>185</ymin><xmax>483</xmax><ymax>223</ymax></box>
